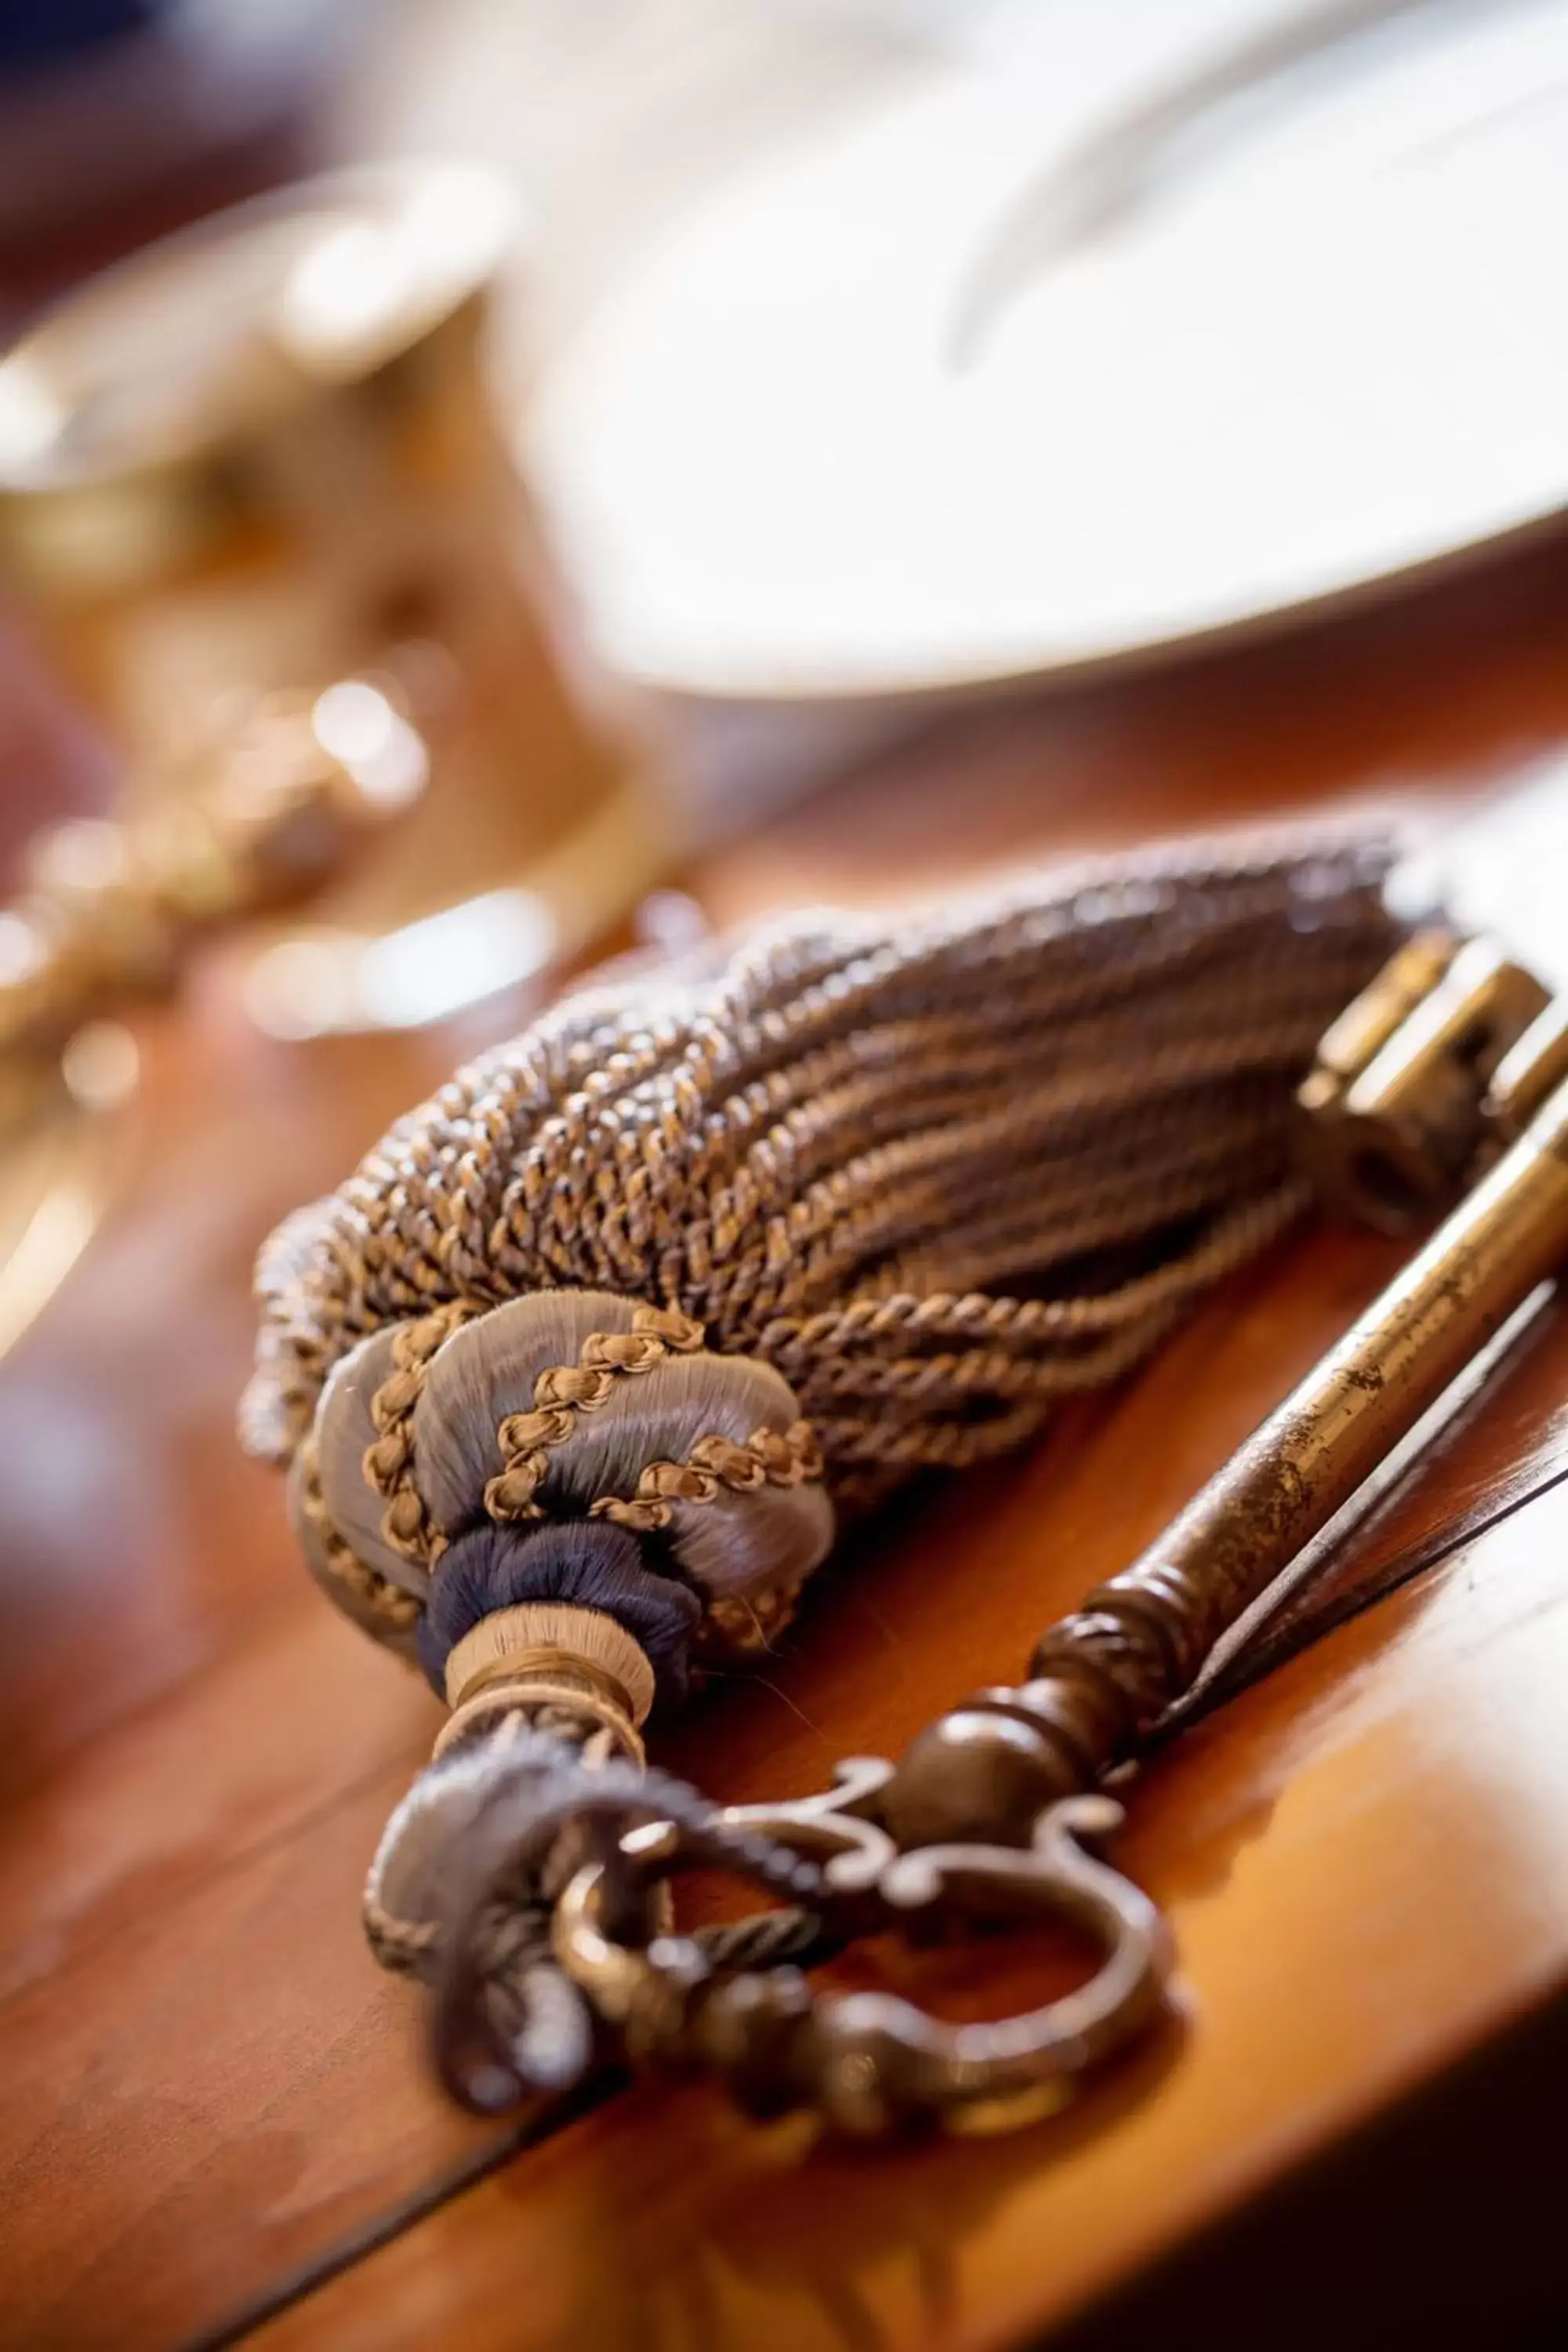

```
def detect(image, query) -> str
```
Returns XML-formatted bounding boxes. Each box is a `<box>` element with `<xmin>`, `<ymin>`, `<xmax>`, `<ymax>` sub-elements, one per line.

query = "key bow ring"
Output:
<box><xmin>561</xmin><ymin>1765</ymin><xmax>1171</xmax><ymax>2136</ymax></box>
<box><xmin>432</xmin><ymin>1745</ymin><xmax>1171</xmax><ymax>2136</ymax></box>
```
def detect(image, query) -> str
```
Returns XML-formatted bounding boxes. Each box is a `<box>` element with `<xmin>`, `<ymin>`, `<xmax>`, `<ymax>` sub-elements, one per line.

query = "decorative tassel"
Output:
<box><xmin>243</xmin><ymin>820</ymin><xmax>1410</xmax><ymax>2105</ymax></box>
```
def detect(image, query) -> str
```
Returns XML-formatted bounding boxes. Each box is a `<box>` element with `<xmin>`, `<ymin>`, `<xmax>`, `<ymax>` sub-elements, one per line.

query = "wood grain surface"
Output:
<box><xmin>5</xmin><ymin>535</ymin><xmax>1568</xmax><ymax>2352</ymax></box>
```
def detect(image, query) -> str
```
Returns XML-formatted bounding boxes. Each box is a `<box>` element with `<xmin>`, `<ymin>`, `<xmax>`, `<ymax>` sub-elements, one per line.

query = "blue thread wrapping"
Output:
<box><xmin>416</xmin><ymin>1518</ymin><xmax>700</xmax><ymax>1704</ymax></box>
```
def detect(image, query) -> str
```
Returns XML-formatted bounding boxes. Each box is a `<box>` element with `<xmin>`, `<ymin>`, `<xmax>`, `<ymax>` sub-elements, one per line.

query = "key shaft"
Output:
<box><xmin>880</xmin><ymin>1062</ymin><xmax>1568</xmax><ymax>1850</ymax></box>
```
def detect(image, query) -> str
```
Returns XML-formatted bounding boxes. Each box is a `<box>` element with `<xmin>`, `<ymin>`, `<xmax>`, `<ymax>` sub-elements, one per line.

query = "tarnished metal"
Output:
<box><xmin>545</xmin><ymin>932</ymin><xmax>1568</xmax><ymax>2135</ymax></box>
<box><xmin>554</xmin><ymin>1773</ymin><xmax>1171</xmax><ymax>2136</ymax></box>
<box><xmin>1487</xmin><ymin>996</ymin><xmax>1568</xmax><ymax>1145</ymax></box>
<box><xmin>1298</xmin><ymin>931</ymin><xmax>1550</xmax><ymax>1231</ymax></box>
<box><xmin>1300</xmin><ymin>924</ymin><xmax>1459</xmax><ymax>1105</ymax></box>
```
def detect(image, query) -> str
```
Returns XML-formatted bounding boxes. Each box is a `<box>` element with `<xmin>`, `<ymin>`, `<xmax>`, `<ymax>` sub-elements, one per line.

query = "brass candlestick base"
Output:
<box><xmin>0</xmin><ymin>674</ymin><xmax>421</xmax><ymax>1368</ymax></box>
<box><xmin>0</xmin><ymin>163</ymin><xmax>666</xmax><ymax>1040</ymax></box>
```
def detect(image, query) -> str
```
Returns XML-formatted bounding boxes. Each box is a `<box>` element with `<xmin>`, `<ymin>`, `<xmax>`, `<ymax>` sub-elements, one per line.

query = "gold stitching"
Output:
<box><xmin>364</xmin><ymin>1300</ymin><xmax>484</xmax><ymax>1564</ymax></box>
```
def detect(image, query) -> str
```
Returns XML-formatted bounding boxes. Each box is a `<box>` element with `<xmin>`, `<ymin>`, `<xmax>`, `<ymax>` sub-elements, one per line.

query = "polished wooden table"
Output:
<box><xmin>5</xmin><ymin>542</ymin><xmax>1568</xmax><ymax>2352</ymax></box>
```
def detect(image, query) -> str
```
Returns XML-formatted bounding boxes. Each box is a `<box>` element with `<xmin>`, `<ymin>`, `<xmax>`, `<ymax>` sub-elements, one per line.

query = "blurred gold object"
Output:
<box><xmin>0</xmin><ymin>681</ymin><xmax>425</xmax><ymax>1061</ymax></box>
<box><xmin>0</xmin><ymin>1046</ymin><xmax>126</xmax><ymax>1367</ymax></box>
<box><xmin>0</xmin><ymin>672</ymin><xmax>421</xmax><ymax>1365</ymax></box>
<box><xmin>0</xmin><ymin>162</ymin><xmax>662</xmax><ymax>1036</ymax></box>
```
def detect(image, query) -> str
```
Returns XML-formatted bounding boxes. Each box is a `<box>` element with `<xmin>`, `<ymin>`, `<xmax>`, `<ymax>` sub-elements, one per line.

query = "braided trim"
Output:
<box><xmin>483</xmin><ymin>1303</ymin><xmax>706</xmax><ymax>1524</ymax></box>
<box><xmin>590</xmin><ymin>1419</ymin><xmax>823</xmax><ymax>1534</ymax></box>
<box><xmin>364</xmin><ymin>1300</ymin><xmax>486</xmax><ymax>1565</ymax></box>
<box><xmin>297</xmin><ymin>1431</ymin><xmax>421</xmax><ymax>1638</ymax></box>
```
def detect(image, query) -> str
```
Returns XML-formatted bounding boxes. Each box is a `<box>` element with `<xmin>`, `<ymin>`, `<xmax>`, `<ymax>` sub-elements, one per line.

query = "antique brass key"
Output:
<box><xmin>546</xmin><ymin>869</ymin><xmax>1568</xmax><ymax>2135</ymax></box>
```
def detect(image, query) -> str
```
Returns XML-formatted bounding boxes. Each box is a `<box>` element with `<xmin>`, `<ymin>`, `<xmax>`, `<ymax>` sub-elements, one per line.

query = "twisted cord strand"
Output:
<box><xmin>482</xmin><ymin>1306</ymin><xmax>706</xmax><ymax>1524</ymax></box>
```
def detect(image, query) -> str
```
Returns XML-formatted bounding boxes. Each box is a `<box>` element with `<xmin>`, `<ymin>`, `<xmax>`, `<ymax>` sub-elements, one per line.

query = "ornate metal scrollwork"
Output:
<box><xmin>553</xmin><ymin>1761</ymin><xmax>1172</xmax><ymax>2136</ymax></box>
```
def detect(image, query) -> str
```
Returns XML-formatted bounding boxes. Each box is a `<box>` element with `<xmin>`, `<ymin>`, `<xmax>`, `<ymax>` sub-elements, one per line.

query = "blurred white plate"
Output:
<box><xmin>527</xmin><ymin>0</ymin><xmax>1568</xmax><ymax>702</ymax></box>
